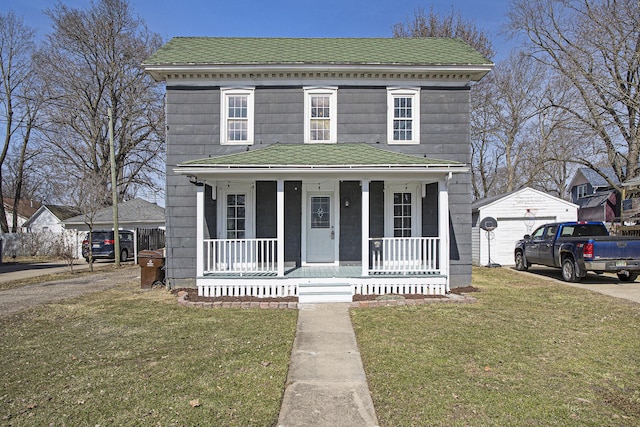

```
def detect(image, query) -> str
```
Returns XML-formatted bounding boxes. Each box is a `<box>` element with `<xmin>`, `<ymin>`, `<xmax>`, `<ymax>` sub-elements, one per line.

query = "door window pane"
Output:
<box><xmin>311</xmin><ymin>196</ymin><xmax>330</xmax><ymax>228</ymax></box>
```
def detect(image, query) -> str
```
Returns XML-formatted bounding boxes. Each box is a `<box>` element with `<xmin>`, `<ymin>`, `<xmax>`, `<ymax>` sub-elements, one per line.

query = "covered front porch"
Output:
<box><xmin>178</xmin><ymin>143</ymin><xmax>468</xmax><ymax>302</ymax></box>
<box><xmin>198</xmin><ymin>264</ymin><xmax>447</xmax><ymax>303</ymax></box>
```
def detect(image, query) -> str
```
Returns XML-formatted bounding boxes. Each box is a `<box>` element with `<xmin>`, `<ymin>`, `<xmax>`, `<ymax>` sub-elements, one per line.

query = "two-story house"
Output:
<box><xmin>568</xmin><ymin>167</ymin><xmax>621</xmax><ymax>222</ymax></box>
<box><xmin>144</xmin><ymin>37</ymin><xmax>492</xmax><ymax>302</ymax></box>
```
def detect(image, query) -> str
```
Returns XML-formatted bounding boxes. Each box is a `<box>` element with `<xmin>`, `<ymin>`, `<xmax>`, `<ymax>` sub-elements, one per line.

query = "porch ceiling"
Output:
<box><xmin>175</xmin><ymin>143</ymin><xmax>469</xmax><ymax>178</ymax></box>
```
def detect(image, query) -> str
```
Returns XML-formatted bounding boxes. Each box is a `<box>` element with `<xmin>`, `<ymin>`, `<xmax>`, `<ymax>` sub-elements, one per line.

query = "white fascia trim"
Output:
<box><xmin>144</xmin><ymin>63</ymin><xmax>494</xmax><ymax>81</ymax></box>
<box><xmin>175</xmin><ymin>165</ymin><xmax>470</xmax><ymax>177</ymax></box>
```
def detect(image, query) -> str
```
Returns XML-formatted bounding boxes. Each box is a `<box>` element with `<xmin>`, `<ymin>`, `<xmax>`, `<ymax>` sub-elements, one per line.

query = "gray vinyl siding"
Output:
<box><xmin>255</xmin><ymin>89</ymin><xmax>303</xmax><ymax>144</ymax></box>
<box><xmin>164</xmin><ymin>84</ymin><xmax>473</xmax><ymax>288</ymax></box>
<box><xmin>338</xmin><ymin>89</ymin><xmax>386</xmax><ymax>142</ymax></box>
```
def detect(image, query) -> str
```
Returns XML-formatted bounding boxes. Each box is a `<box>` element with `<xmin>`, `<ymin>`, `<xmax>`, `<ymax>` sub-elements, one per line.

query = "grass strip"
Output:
<box><xmin>352</xmin><ymin>267</ymin><xmax>640</xmax><ymax>426</ymax></box>
<box><xmin>0</xmin><ymin>280</ymin><xmax>298</xmax><ymax>426</ymax></box>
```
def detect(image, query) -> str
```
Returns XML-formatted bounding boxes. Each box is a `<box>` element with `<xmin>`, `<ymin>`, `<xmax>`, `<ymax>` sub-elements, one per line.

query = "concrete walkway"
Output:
<box><xmin>277</xmin><ymin>303</ymin><xmax>379</xmax><ymax>427</ymax></box>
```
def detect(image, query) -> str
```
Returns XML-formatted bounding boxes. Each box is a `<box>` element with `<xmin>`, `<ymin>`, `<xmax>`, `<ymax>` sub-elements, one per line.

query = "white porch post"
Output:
<box><xmin>361</xmin><ymin>179</ymin><xmax>370</xmax><ymax>277</ymax></box>
<box><xmin>196</xmin><ymin>184</ymin><xmax>204</xmax><ymax>278</ymax></box>
<box><xmin>438</xmin><ymin>177</ymin><xmax>450</xmax><ymax>292</ymax></box>
<box><xmin>277</xmin><ymin>179</ymin><xmax>285</xmax><ymax>277</ymax></box>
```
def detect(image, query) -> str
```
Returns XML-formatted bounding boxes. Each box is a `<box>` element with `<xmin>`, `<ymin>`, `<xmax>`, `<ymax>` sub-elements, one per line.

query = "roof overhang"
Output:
<box><xmin>144</xmin><ymin>63</ymin><xmax>493</xmax><ymax>83</ymax></box>
<box><xmin>173</xmin><ymin>143</ymin><xmax>469</xmax><ymax>181</ymax></box>
<box><xmin>175</xmin><ymin>164</ymin><xmax>469</xmax><ymax>183</ymax></box>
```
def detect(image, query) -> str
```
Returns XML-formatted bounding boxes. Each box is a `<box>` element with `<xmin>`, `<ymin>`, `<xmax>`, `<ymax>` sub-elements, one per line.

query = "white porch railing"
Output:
<box><xmin>369</xmin><ymin>237</ymin><xmax>440</xmax><ymax>274</ymax></box>
<box><xmin>204</xmin><ymin>238</ymin><xmax>277</xmax><ymax>275</ymax></box>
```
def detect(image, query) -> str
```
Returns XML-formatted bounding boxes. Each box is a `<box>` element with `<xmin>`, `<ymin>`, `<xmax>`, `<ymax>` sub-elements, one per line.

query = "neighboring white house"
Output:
<box><xmin>472</xmin><ymin>187</ymin><xmax>578</xmax><ymax>266</ymax></box>
<box><xmin>2</xmin><ymin>198</ymin><xmax>41</xmax><ymax>232</ymax></box>
<box><xmin>23</xmin><ymin>205</ymin><xmax>80</xmax><ymax>233</ymax></box>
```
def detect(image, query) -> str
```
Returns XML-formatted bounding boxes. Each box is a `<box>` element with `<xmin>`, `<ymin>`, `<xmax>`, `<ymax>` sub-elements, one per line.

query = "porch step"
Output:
<box><xmin>298</xmin><ymin>282</ymin><xmax>352</xmax><ymax>304</ymax></box>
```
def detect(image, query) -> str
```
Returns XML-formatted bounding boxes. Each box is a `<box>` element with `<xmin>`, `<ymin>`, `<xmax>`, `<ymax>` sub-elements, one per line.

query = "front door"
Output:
<box><xmin>306</xmin><ymin>194</ymin><xmax>335</xmax><ymax>262</ymax></box>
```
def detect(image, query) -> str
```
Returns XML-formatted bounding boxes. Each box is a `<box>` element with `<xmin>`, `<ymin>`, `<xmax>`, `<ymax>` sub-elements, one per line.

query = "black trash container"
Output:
<box><xmin>138</xmin><ymin>250</ymin><xmax>165</xmax><ymax>289</ymax></box>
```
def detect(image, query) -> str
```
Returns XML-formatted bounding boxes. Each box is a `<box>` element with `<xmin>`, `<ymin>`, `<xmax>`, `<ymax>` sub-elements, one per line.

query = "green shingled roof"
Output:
<box><xmin>180</xmin><ymin>143</ymin><xmax>462</xmax><ymax>167</ymax></box>
<box><xmin>144</xmin><ymin>37</ymin><xmax>491</xmax><ymax>67</ymax></box>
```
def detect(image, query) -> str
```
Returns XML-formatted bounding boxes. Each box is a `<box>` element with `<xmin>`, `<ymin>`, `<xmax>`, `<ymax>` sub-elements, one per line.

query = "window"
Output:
<box><xmin>220</xmin><ymin>88</ymin><xmax>254</xmax><ymax>145</ymax></box>
<box><xmin>310</xmin><ymin>196</ymin><xmax>331</xmax><ymax>228</ymax></box>
<box><xmin>543</xmin><ymin>226</ymin><xmax>557</xmax><ymax>241</ymax></box>
<box><xmin>304</xmin><ymin>87</ymin><xmax>337</xmax><ymax>143</ymax></box>
<box><xmin>531</xmin><ymin>226</ymin><xmax>545</xmax><ymax>239</ymax></box>
<box><xmin>385</xmin><ymin>184</ymin><xmax>420</xmax><ymax>237</ymax></box>
<box><xmin>226</xmin><ymin>194</ymin><xmax>246</xmax><ymax>239</ymax></box>
<box><xmin>393</xmin><ymin>192</ymin><xmax>412</xmax><ymax>237</ymax></box>
<box><xmin>387</xmin><ymin>88</ymin><xmax>420</xmax><ymax>144</ymax></box>
<box><xmin>576</xmin><ymin>184</ymin><xmax>588</xmax><ymax>199</ymax></box>
<box><xmin>218</xmin><ymin>184</ymin><xmax>254</xmax><ymax>240</ymax></box>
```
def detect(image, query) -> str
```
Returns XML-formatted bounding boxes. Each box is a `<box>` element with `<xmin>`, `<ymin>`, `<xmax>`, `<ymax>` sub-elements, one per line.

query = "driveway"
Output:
<box><xmin>513</xmin><ymin>266</ymin><xmax>640</xmax><ymax>303</ymax></box>
<box><xmin>0</xmin><ymin>265</ymin><xmax>139</xmax><ymax>317</ymax></box>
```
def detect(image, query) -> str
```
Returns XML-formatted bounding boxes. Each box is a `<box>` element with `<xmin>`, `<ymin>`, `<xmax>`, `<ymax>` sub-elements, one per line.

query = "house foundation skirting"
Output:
<box><xmin>197</xmin><ymin>275</ymin><xmax>448</xmax><ymax>300</ymax></box>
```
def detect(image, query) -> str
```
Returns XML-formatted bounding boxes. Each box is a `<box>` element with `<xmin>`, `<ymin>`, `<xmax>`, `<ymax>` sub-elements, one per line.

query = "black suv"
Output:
<box><xmin>82</xmin><ymin>230</ymin><xmax>134</xmax><ymax>263</ymax></box>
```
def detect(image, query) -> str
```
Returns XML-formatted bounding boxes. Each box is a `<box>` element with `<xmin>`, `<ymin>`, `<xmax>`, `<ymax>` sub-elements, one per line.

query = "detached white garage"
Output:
<box><xmin>472</xmin><ymin>187</ymin><xmax>578</xmax><ymax>266</ymax></box>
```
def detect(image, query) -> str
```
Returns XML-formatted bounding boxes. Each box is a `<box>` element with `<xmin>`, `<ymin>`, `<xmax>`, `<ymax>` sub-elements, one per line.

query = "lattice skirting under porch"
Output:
<box><xmin>197</xmin><ymin>275</ymin><xmax>448</xmax><ymax>300</ymax></box>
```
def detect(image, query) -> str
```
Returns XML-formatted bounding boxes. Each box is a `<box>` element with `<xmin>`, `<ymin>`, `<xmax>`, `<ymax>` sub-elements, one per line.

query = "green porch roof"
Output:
<box><xmin>144</xmin><ymin>37</ymin><xmax>492</xmax><ymax>67</ymax></box>
<box><xmin>179</xmin><ymin>143</ymin><xmax>463</xmax><ymax>168</ymax></box>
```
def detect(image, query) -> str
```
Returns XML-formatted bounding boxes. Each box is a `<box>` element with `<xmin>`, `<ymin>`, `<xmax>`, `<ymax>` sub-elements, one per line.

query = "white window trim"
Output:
<box><xmin>576</xmin><ymin>183</ymin><xmax>588</xmax><ymax>199</ymax></box>
<box><xmin>217</xmin><ymin>183</ymin><xmax>255</xmax><ymax>239</ymax></box>
<box><xmin>387</xmin><ymin>87</ymin><xmax>421</xmax><ymax>145</ymax></box>
<box><xmin>304</xmin><ymin>86</ymin><xmax>338</xmax><ymax>144</ymax></box>
<box><xmin>220</xmin><ymin>87</ymin><xmax>255</xmax><ymax>145</ymax></box>
<box><xmin>384</xmin><ymin>183</ymin><xmax>421</xmax><ymax>237</ymax></box>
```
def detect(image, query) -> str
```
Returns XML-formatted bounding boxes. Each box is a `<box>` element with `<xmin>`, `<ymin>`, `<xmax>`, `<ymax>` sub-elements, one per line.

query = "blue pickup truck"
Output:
<box><xmin>514</xmin><ymin>221</ymin><xmax>640</xmax><ymax>282</ymax></box>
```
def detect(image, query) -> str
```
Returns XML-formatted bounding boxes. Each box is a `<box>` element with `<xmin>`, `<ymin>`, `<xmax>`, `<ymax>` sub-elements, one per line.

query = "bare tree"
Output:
<box><xmin>508</xmin><ymin>0</ymin><xmax>640</xmax><ymax>191</ymax></box>
<box><xmin>35</xmin><ymin>0</ymin><xmax>165</xmax><ymax>204</ymax></box>
<box><xmin>393</xmin><ymin>6</ymin><xmax>495</xmax><ymax>59</ymax></box>
<box><xmin>471</xmin><ymin>52</ymin><xmax>549</xmax><ymax>197</ymax></box>
<box><xmin>74</xmin><ymin>170</ymin><xmax>112</xmax><ymax>271</ymax></box>
<box><xmin>0</xmin><ymin>12</ymin><xmax>36</xmax><ymax>233</ymax></box>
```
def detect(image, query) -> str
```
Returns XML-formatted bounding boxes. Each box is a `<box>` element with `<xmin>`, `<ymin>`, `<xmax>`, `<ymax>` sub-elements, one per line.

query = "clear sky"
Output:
<box><xmin>8</xmin><ymin>0</ymin><xmax>515</xmax><ymax>60</ymax></box>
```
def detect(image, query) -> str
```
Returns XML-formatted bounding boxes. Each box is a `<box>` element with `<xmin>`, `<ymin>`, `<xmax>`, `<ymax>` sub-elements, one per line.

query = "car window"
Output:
<box><xmin>90</xmin><ymin>231</ymin><xmax>109</xmax><ymax>241</ymax></box>
<box><xmin>544</xmin><ymin>226</ymin><xmax>558</xmax><ymax>240</ymax></box>
<box><xmin>531</xmin><ymin>227</ymin><xmax>545</xmax><ymax>239</ymax></box>
<box><xmin>560</xmin><ymin>226</ymin><xmax>574</xmax><ymax>237</ymax></box>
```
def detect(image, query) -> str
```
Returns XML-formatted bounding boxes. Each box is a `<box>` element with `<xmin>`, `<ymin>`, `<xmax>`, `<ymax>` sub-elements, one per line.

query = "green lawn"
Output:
<box><xmin>4</xmin><ymin>266</ymin><xmax>639</xmax><ymax>426</ymax></box>
<box><xmin>352</xmin><ymin>267</ymin><xmax>640</xmax><ymax>427</ymax></box>
<box><xmin>0</xmin><ymin>280</ymin><xmax>298</xmax><ymax>426</ymax></box>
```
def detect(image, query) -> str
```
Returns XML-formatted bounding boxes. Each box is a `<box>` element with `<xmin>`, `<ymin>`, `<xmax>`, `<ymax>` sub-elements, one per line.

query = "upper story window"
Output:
<box><xmin>576</xmin><ymin>183</ymin><xmax>588</xmax><ymax>199</ymax></box>
<box><xmin>387</xmin><ymin>88</ymin><xmax>420</xmax><ymax>144</ymax></box>
<box><xmin>220</xmin><ymin>88</ymin><xmax>254</xmax><ymax>145</ymax></box>
<box><xmin>304</xmin><ymin>87</ymin><xmax>337</xmax><ymax>143</ymax></box>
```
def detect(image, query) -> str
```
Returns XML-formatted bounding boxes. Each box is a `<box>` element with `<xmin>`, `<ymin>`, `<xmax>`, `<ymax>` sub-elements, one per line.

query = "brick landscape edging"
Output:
<box><xmin>176</xmin><ymin>291</ymin><xmax>476</xmax><ymax>309</ymax></box>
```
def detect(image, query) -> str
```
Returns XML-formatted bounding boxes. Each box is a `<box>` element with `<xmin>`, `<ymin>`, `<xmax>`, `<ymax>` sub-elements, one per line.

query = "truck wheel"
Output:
<box><xmin>561</xmin><ymin>258</ymin><xmax>580</xmax><ymax>282</ymax></box>
<box><xmin>515</xmin><ymin>251</ymin><xmax>528</xmax><ymax>271</ymax></box>
<box><xmin>617</xmin><ymin>271</ymin><xmax>638</xmax><ymax>282</ymax></box>
<box><xmin>120</xmin><ymin>249</ymin><xmax>128</xmax><ymax>263</ymax></box>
